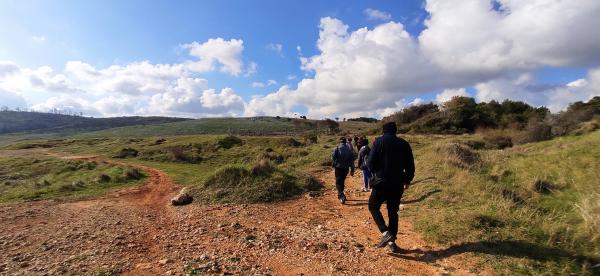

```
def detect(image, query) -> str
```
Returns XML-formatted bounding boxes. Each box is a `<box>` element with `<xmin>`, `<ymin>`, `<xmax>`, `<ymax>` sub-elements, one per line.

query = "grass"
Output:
<box><xmin>1</xmin><ymin>127</ymin><xmax>598</xmax><ymax>274</ymax></box>
<box><xmin>404</xmin><ymin>131</ymin><xmax>600</xmax><ymax>275</ymax></box>
<box><xmin>0</xmin><ymin>156</ymin><xmax>145</xmax><ymax>203</ymax></box>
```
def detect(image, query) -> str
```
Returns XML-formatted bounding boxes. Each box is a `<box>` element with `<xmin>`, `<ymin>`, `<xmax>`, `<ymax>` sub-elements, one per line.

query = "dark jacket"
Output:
<box><xmin>332</xmin><ymin>143</ymin><xmax>355</xmax><ymax>170</ymax></box>
<box><xmin>367</xmin><ymin>133</ymin><xmax>415</xmax><ymax>186</ymax></box>
<box><xmin>357</xmin><ymin>145</ymin><xmax>371</xmax><ymax>170</ymax></box>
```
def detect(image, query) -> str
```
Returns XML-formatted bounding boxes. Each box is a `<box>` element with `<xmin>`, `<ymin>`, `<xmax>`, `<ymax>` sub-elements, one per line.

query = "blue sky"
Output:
<box><xmin>0</xmin><ymin>0</ymin><xmax>599</xmax><ymax>118</ymax></box>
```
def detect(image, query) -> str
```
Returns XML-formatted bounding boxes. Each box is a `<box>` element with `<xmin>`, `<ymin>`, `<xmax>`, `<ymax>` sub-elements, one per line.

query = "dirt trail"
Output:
<box><xmin>0</xmin><ymin>154</ymin><xmax>482</xmax><ymax>275</ymax></box>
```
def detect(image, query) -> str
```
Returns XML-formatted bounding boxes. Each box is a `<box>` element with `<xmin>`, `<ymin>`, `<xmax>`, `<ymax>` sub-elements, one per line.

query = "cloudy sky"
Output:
<box><xmin>1</xmin><ymin>0</ymin><xmax>599</xmax><ymax>118</ymax></box>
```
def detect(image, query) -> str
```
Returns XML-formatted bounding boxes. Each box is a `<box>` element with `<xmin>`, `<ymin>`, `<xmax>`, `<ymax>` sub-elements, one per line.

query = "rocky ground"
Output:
<box><xmin>0</xmin><ymin>155</ymin><xmax>484</xmax><ymax>275</ymax></box>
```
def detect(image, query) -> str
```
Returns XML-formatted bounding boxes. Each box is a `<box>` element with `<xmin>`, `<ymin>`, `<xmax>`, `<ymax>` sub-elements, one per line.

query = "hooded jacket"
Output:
<box><xmin>367</xmin><ymin>128</ymin><xmax>415</xmax><ymax>186</ymax></box>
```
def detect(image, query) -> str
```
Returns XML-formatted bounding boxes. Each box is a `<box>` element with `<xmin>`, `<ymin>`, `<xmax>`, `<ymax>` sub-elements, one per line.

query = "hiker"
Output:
<box><xmin>367</xmin><ymin>122</ymin><xmax>415</xmax><ymax>253</ymax></box>
<box><xmin>331</xmin><ymin>137</ymin><xmax>355</xmax><ymax>204</ymax></box>
<box><xmin>357</xmin><ymin>137</ymin><xmax>371</xmax><ymax>192</ymax></box>
<box><xmin>353</xmin><ymin>135</ymin><xmax>360</xmax><ymax>150</ymax></box>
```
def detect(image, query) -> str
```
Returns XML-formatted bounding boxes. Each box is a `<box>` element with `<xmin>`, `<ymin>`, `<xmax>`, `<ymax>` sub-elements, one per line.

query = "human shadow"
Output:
<box><xmin>401</xmin><ymin>189</ymin><xmax>442</xmax><ymax>204</ymax></box>
<box><xmin>344</xmin><ymin>199</ymin><xmax>368</xmax><ymax>206</ymax></box>
<box><xmin>388</xmin><ymin>240</ymin><xmax>599</xmax><ymax>267</ymax></box>
<box><xmin>410</xmin><ymin>176</ymin><xmax>437</xmax><ymax>185</ymax></box>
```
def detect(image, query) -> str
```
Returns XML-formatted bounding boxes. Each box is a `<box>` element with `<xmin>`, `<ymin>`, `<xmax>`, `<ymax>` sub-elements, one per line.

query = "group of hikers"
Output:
<box><xmin>331</xmin><ymin>122</ymin><xmax>415</xmax><ymax>253</ymax></box>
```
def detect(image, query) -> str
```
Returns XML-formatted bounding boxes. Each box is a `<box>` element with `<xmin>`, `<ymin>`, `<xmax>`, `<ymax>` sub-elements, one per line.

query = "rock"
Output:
<box><xmin>171</xmin><ymin>188</ymin><xmax>193</xmax><ymax>206</ymax></box>
<box><xmin>158</xmin><ymin>259</ymin><xmax>172</xmax><ymax>265</ymax></box>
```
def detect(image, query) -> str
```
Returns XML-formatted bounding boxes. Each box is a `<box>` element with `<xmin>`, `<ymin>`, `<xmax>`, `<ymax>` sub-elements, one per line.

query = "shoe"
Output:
<box><xmin>339</xmin><ymin>194</ymin><xmax>346</xmax><ymax>204</ymax></box>
<box><xmin>387</xmin><ymin>241</ymin><xmax>401</xmax><ymax>253</ymax></box>
<box><xmin>376</xmin><ymin>231</ymin><xmax>394</xmax><ymax>248</ymax></box>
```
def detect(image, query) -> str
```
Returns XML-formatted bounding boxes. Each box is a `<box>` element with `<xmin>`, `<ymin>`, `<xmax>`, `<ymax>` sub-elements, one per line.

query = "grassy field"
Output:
<box><xmin>0</xmin><ymin>154</ymin><xmax>145</xmax><ymax>203</ymax></box>
<box><xmin>1</xmin><ymin>126</ymin><xmax>598</xmax><ymax>274</ymax></box>
<box><xmin>402</xmin><ymin>131</ymin><xmax>600</xmax><ymax>274</ymax></box>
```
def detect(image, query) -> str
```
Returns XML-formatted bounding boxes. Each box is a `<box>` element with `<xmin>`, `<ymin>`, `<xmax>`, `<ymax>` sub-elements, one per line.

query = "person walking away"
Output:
<box><xmin>367</xmin><ymin>122</ymin><xmax>415</xmax><ymax>253</ymax></box>
<box><xmin>357</xmin><ymin>137</ymin><xmax>372</xmax><ymax>192</ymax></box>
<box><xmin>331</xmin><ymin>137</ymin><xmax>355</xmax><ymax>204</ymax></box>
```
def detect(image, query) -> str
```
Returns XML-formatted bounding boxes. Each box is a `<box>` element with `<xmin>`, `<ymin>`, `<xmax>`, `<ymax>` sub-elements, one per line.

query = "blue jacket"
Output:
<box><xmin>367</xmin><ymin>133</ymin><xmax>415</xmax><ymax>185</ymax></box>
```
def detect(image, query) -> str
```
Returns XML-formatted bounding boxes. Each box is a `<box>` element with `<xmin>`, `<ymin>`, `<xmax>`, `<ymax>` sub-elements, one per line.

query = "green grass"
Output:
<box><xmin>74</xmin><ymin>117</ymin><xmax>323</xmax><ymax>138</ymax></box>
<box><xmin>404</xmin><ymin>131</ymin><xmax>600</xmax><ymax>275</ymax></box>
<box><xmin>0</xmin><ymin>156</ymin><xmax>145</xmax><ymax>203</ymax></box>
<box><xmin>2</xmin><ymin>128</ymin><xmax>598</xmax><ymax>274</ymax></box>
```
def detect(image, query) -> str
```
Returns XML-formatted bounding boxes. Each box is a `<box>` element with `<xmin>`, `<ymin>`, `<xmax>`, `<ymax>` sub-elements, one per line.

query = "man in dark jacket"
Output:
<box><xmin>332</xmin><ymin>137</ymin><xmax>355</xmax><ymax>204</ymax></box>
<box><xmin>367</xmin><ymin>122</ymin><xmax>415</xmax><ymax>253</ymax></box>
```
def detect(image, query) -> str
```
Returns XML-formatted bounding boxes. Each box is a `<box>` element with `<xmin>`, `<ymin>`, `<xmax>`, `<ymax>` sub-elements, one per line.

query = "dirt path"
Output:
<box><xmin>0</xmin><ymin>155</ymin><xmax>482</xmax><ymax>275</ymax></box>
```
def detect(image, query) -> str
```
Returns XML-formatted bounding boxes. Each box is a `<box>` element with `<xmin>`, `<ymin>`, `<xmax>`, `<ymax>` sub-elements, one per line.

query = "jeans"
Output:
<box><xmin>362</xmin><ymin>168</ymin><xmax>371</xmax><ymax>190</ymax></box>
<box><xmin>334</xmin><ymin>167</ymin><xmax>349</xmax><ymax>199</ymax></box>
<box><xmin>368</xmin><ymin>186</ymin><xmax>403</xmax><ymax>240</ymax></box>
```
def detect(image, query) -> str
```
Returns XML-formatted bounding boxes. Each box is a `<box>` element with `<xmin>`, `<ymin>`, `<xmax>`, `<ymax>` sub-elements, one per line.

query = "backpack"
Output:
<box><xmin>360</xmin><ymin>146</ymin><xmax>371</xmax><ymax>170</ymax></box>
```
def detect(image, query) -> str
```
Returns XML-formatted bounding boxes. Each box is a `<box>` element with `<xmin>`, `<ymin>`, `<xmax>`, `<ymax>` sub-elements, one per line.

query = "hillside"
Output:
<box><xmin>0</xmin><ymin>111</ymin><xmax>189</xmax><ymax>135</ymax></box>
<box><xmin>74</xmin><ymin>117</ymin><xmax>346</xmax><ymax>138</ymax></box>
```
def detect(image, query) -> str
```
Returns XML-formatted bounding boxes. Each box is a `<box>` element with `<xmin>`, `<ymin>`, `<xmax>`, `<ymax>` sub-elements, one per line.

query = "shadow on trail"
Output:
<box><xmin>402</xmin><ymin>189</ymin><xmax>442</xmax><ymax>204</ymax></box>
<box><xmin>388</xmin><ymin>240</ymin><xmax>599</xmax><ymax>267</ymax></box>
<box><xmin>344</xmin><ymin>199</ymin><xmax>368</xmax><ymax>206</ymax></box>
<box><xmin>410</xmin><ymin>177</ymin><xmax>437</xmax><ymax>185</ymax></box>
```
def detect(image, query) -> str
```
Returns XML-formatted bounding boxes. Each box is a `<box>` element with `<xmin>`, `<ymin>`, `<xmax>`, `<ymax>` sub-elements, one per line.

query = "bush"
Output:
<box><xmin>437</xmin><ymin>143</ymin><xmax>481</xmax><ymax>169</ymax></box>
<box><xmin>285</xmin><ymin>138</ymin><xmax>303</xmax><ymax>147</ymax></box>
<box><xmin>531</xmin><ymin>179</ymin><xmax>555</xmax><ymax>194</ymax></box>
<box><xmin>513</xmin><ymin>120</ymin><xmax>553</xmax><ymax>144</ymax></box>
<box><xmin>113</xmin><ymin>148</ymin><xmax>138</xmax><ymax>158</ymax></box>
<box><xmin>123</xmin><ymin>168</ymin><xmax>143</xmax><ymax>180</ymax></box>
<box><xmin>200</xmin><ymin>165</ymin><xmax>306</xmax><ymax>203</ymax></box>
<box><xmin>251</xmin><ymin>159</ymin><xmax>276</xmax><ymax>176</ymax></box>
<box><xmin>96</xmin><ymin>174</ymin><xmax>111</xmax><ymax>183</ymax></box>
<box><xmin>481</xmin><ymin>130</ymin><xmax>513</xmax><ymax>149</ymax></box>
<box><xmin>217</xmin><ymin>135</ymin><xmax>242</xmax><ymax>149</ymax></box>
<box><xmin>303</xmin><ymin>133</ymin><xmax>318</xmax><ymax>144</ymax></box>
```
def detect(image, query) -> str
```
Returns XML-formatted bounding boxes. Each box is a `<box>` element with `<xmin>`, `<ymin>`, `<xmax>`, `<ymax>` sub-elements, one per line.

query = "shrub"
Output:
<box><xmin>285</xmin><ymin>138</ymin><xmax>303</xmax><ymax>147</ymax></box>
<box><xmin>481</xmin><ymin>130</ymin><xmax>513</xmax><ymax>149</ymax></box>
<box><xmin>531</xmin><ymin>179</ymin><xmax>555</xmax><ymax>194</ymax></box>
<box><xmin>167</xmin><ymin>146</ymin><xmax>202</xmax><ymax>163</ymax></box>
<box><xmin>123</xmin><ymin>168</ymin><xmax>143</xmax><ymax>180</ymax></box>
<box><xmin>217</xmin><ymin>135</ymin><xmax>242</xmax><ymax>149</ymax></box>
<box><xmin>251</xmin><ymin>159</ymin><xmax>276</xmax><ymax>176</ymax></box>
<box><xmin>437</xmin><ymin>143</ymin><xmax>481</xmax><ymax>169</ymax></box>
<box><xmin>96</xmin><ymin>174</ymin><xmax>111</xmax><ymax>183</ymax></box>
<box><xmin>303</xmin><ymin>133</ymin><xmax>318</xmax><ymax>144</ymax></box>
<box><xmin>112</xmin><ymin>148</ymin><xmax>139</xmax><ymax>158</ymax></box>
<box><xmin>512</xmin><ymin>120</ymin><xmax>553</xmax><ymax>144</ymax></box>
<box><xmin>260</xmin><ymin>151</ymin><xmax>284</xmax><ymax>164</ymax></box>
<box><xmin>201</xmin><ymin>165</ymin><xmax>305</xmax><ymax>203</ymax></box>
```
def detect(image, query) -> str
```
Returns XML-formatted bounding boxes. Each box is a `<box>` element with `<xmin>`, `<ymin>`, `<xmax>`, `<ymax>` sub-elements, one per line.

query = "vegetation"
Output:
<box><xmin>0</xmin><ymin>156</ymin><xmax>145</xmax><ymax>202</ymax></box>
<box><xmin>0</xmin><ymin>110</ymin><xmax>188</xmax><ymax>135</ymax></box>
<box><xmin>383</xmin><ymin>96</ymin><xmax>600</xmax><ymax>145</ymax></box>
<box><xmin>402</xmin><ymin>130</ymin><xmax>600</xmax><ymax>274</ymax></box>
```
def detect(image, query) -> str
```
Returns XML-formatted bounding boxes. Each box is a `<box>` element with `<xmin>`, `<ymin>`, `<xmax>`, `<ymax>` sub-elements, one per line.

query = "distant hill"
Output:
<box><xmin>75</xmin><ymin>117</ymin><xmax>343</xmax><ymax>138</ymax></box>
<box><xmin>0</xmin><ymin>111</ymin><xmax>190</xmax><ymax>135</ymax></box>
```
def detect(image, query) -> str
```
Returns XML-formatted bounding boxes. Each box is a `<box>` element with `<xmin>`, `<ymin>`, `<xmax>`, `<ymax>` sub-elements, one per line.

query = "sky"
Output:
<box><xmin>0</xmin><ymin>0</ymin><xmax>599</xmax><ymax>118</ymax></box>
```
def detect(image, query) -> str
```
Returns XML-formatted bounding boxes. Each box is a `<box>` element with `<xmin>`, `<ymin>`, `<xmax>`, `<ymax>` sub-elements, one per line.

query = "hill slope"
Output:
<box><xmin>0</xmin><ymin>111</ymin><xmax>189</xmax><ymax>135</ymax></box>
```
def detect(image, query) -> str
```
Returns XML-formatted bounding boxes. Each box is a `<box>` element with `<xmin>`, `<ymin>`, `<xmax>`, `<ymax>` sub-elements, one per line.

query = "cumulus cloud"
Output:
<box><xmin>364</xmin><ymin>8</ymin><xmax>392</xmax><ymax>21</ymax></box>
<box><xmin>251</xmin><ymin>82</ymin><xmax>265</xmax><ymax>88</ymax></box>
<box><xmin>0</xmin><ymin>89</ymin><xmax>28</xmax><ymax>109</ymax></box>
<box><xmin>475</xmin><ymin>68</ymin><xmax>600</xmax><ymax>112</ymax></box>
<box><xmin>3</xmin><ymin>0</ymin><xmax>600</xmax><ymax>118</ymax></box>
<box><xmin>436</xmin><ymin>88</ymin><xmax>469</xmax><ymax>103</ymax></box>
<box><xmin>182</xmin><ymin>38</ymin><xmax>245</xmax><ymax>75</ymax></box>
<box><xmin>251</xmin><ymin>0</ymin><xmax>600</xmax><ymax>118</ymax></box>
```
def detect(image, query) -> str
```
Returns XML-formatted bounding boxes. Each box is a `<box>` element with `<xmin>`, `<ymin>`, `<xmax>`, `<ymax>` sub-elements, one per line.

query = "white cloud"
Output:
<box><xmin>182</xmin><ymin>38</ymin><xmax>245</xmax><ymax>75</ymax></box>
<box><xmin>267</xmin><ymin>79</ymin><xmax>277</xmax><ymax>86</ymax></box>
<box><xmin>475</xmin><ymin>68</ymin><xmax>600</xmax><ymax>112</ymax></box>
<box><xmin>287</xmin><ymin>74</ymin><xmax>296</xmax><ymax>80</ymax></box>
<box><xmin>0</xmin><ymin>89</ymin><xmax>27</xmax><ymax>109</ymax></box>
<box><xmin>30</xmin><ymin>35</ymin><xmax>46</xmax><ymax>43</ymax></box>
<box><xmin>251</xmin><ymin>82</ymin><xmax>265</xmax><ymax>88</ymax></box>
<box><xmin>436</xmin><ymin>88</ymin><xmax>469</xmax><ymax>103</ymax></box>
<box><xmin>364</xmin><ymin>8</ymin><xmax>392</xmax><ymax>21</ymax></box>
<box><xmin>3</xmin><ymin>0</ymin><xmax>600</xmax><ymax>119</ymax></box>
<box><xmin>267</xmin><ymin>43</ymin><xmax>283</xmax><ymax>56</ymax></box>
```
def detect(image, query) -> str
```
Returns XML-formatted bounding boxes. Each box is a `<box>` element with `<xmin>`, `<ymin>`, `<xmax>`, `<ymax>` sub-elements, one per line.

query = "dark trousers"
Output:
<box><xmin>368</xmin><ymin>186</ymin><xmax>403</xmax><ymax>240</ymax></box>
<box><xmin>334</xmin><ymin>167</ymin><xmax>349</xmax><ymax>199</ymax></box>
